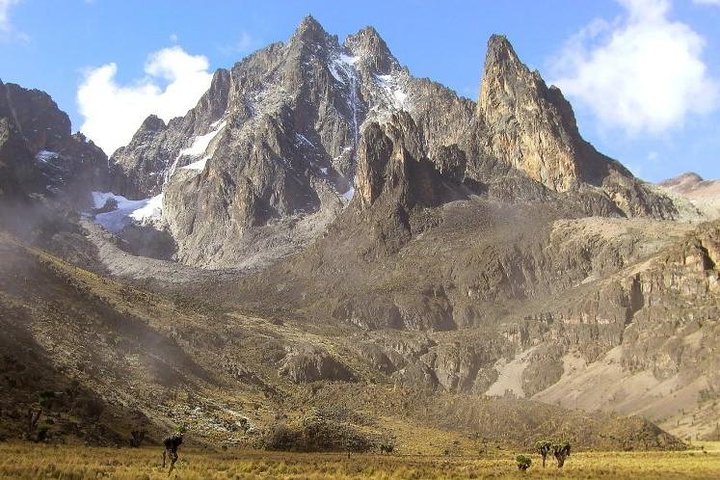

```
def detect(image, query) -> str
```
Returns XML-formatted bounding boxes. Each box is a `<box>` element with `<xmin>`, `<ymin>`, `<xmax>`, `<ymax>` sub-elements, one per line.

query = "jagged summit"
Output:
<box><xmin>0</xmin><ymin>81</ymin><xmax>108</xmax><ymax>206</ymax></box>
<box><xmin>101</xmin><ymin>23</ymin><xmax>676</xmax><ymax>267</ymax></box>
<box><xmin>477</xmin><ymin>34</ymin><xmax>587</xmax><ymax>191</ymax></box>
<box><xmin>139</xmin><ymin>114</ymin><xmax>166</xmax><ymax>132</ymax></box>
<box><xmin>483</xmin><ymin>34</ymin><xmax>523</xmax><ymax>73</ymax></box>
<box><xmin>290</xmin><ymin>15</ymin><xmax>332</xmax><ymax>46</ymax></box>
<box><xmin>345</xmin><ymin>26</ymin><xmax>399</xmax><ymax>75</ymax></box>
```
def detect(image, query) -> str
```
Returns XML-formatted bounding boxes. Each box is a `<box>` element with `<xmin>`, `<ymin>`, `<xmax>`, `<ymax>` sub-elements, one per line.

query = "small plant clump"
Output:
<box><xmin>378</xmin><ymin>439</ymin><xmax>395</xmax><ymax>454</ymax></box>
<box><xmin>516</xmin><ymin>454</ymin><xmax>532</xmax><ymax>471</ymax></box>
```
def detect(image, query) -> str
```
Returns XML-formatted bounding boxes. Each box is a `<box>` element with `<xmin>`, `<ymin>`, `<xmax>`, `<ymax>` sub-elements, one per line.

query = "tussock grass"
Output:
<box><xmin>1</xmin><ymin>442</ymin><xmax>719</xmax><ymax>479</ymax></box>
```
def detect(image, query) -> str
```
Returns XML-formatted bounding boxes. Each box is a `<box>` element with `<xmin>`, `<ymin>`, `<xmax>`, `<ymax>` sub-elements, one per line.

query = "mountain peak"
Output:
<box><xmin>477</xmin><ymin>34</ymin><xmax>590</xmax><ymax>192</ymax></box>
<box><xmin>345</xmin><ymin>25</ymin><xmax>397</xmax><ymax>75</ymax></box>
<box><xmin>291</xmin><ymin>15</ymin><xmax>329</xmax><ymax>44</ymax></box>
<box><xmin>482</xmin><ymin>34</ymin><xmax>526</xmax><ymax>82</ymax></box>
<box><xmin>139</xmin><ymin>114</ymin><xmax>166</xmax><ymax>132</ymax></box>
<box><xmin>659</xmin><ymin>172</ymin><xmax>706</xmax><ymax>194</ymax></box>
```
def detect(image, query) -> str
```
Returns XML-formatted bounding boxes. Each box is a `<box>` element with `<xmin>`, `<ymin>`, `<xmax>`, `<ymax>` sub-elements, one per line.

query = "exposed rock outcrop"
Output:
<box><xmin>279</xmin><ymin>346</ymin><xmax>356</xmax><ymax>383</ymax></box>
<box><xmin>0</xmin><ymin>80</ymin><xmax>108</xmax><ymax>206</ymax></box>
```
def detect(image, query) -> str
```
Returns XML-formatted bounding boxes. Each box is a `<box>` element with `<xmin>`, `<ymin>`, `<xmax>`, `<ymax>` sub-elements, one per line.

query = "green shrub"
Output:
<box><xmin>516</xmin><ymin>454</ymin><xmax>532</xmax><ymax>471</ymax></box>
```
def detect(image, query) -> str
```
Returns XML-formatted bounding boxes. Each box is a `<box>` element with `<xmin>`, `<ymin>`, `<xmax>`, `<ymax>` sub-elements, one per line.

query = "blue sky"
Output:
<box><xmin>1</xmin><ymin>0</ymin><xmax>719</xmax><ymax>181</ymax></box>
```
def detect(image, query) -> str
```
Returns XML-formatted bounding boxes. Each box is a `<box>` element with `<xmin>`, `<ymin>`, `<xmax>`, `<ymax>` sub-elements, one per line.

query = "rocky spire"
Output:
<box><xmin>477</xmin><ymin>34</ymin><xmax>587</xmax><ymax>192</ymax></box>
<box><xmin>289</xmin><ymin>15</ymin><xmax>331</xmax><ymax>46</ymax></box>
<box><xmin>345</xmin><ymin>26</ymin><xmax>399</xmax><ymax>75</ymax></box>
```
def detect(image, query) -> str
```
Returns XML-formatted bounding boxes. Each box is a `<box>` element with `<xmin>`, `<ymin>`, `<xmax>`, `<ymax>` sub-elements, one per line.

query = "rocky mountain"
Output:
<box><xmin>658</xmin><ymin>172</ymin><xmax>720</xmax><ymax>219</ymax></box>
<box><xmin>1</xmin><ymin>16</ymin><xmax>718</xmax><ymax>448</ymax></box>
<box><xmin>103</xmin><ymin>18</ymin><xmax>674</xmax><ymax>269</ymax></box>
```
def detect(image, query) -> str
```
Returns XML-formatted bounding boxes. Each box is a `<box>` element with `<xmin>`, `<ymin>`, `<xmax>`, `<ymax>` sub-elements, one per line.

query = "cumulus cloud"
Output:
<box><xmin>552</xmin><ymin>0</ymin><xmax>719</xmax><ymax>135</ymax></box>
<box><xmin>77</xmin><ymin>46</ymin><xmax>213</xmax><ymax>154</ymax></box>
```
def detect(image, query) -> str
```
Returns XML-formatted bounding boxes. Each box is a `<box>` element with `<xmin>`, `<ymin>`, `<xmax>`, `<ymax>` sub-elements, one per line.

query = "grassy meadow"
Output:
<box><xmin>1</xmin><ymin>442</ymin><xmax>719</xmax><ymax>479</ymax></box>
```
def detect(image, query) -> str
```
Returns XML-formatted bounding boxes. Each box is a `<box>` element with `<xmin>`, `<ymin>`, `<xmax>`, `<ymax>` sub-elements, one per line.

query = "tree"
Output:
<box><xmin>516</xmin><ymin>454</ymin><xmax>532</xmax><ymax>471</ymax></box>
<box><xmin>535</xmin><ymin>440</ymin><xmax>552</xmax><ymax>467</ymax></box>
<box><xmin>552</xmin><ymin>442</ymin><xmax>571</xmax><ymax>468</ymax></box>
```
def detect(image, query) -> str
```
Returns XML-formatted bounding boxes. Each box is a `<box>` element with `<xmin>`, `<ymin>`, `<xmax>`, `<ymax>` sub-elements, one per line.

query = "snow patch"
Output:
<box><xmin>36</xmin><ymin>150</ymin><xmax>59</xmax><ymax>163</ymax></box>
<box><xmin>178</xmin><ymin>120</ymin><xmax>226</xmax><ymax>158</ymax></box>
<box><xmin>91</xmin><ymin>191</ymin><xmax>164</xmax><ymax>233</ymax></box>
<box><xmin>180</xmin><ymin>157</ymin><xmax>208</xmax><ymax>171</ymax></box>
<box><xmin>167</xmin><ymin>120</ymin><xmax>226</xmax><ymax>179</ymax></box>
<box><xmin>327</xmin><ymin>51</ymin><xmax>360</xmax><ymax>149</ymax></box>
<box><xmin>328</xmin><ymin>54</ymin><xmax>359</xmax><ymax>84</ymax></box>
<box><xmin>375</xmin><ymin>74</ymin><xmax>408</xmax><ymax>110</ymax></box>
<box><xmin>129</xmin><ymin>193</ymin><xmax>163</xmax><ymax>222</ymax></box>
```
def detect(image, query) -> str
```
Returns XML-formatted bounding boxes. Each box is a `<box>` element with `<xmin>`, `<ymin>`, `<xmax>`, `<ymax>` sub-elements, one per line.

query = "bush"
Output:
<box><xmin>258</xmin><ymin>417</ymin><xmax>376</xmax><ymax>453</ymax></box>
<box><xmin>516</xmin><ymin>454</ymin><xmax>532</xmax><ymax>471</ymax></box>
<box><xmin>261</xmin><ymin>423</ymin><xmax>297</xmax><ymax>451</ymax></box>
<box><xmin>378</xmin><ymin>438</ymin><xmax>395</xmax><ymax>454</ymax></box>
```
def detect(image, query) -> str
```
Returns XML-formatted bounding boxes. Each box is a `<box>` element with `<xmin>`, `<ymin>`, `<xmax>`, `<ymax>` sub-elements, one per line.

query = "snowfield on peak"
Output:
<box><xmin>169</xmin><ymin>120</ymin><xmax>227</xmax><ymax>178</ymax></box>
<box><xmin>91</xmin><ymin>191</ymin><xmax>164</xmax><ymax>233</ymax></box>
<box><xmin>375</xmin><ymin>74</ymin><xmax>408</xmax><ymax>110</ymax></box>
<box><xmin>178</xmin><ymin>120</ymin><xmax>227</xmax><ymax>158</ymax></box>
<box><xmin>328</xmin><ymin>53</ymin><xmax>359</xmax><ymax>84</ymax></box>
<box><xmin>180</xmin><ymin>158</ymin><xmax>209</xmax><ymax>171</ymax></box>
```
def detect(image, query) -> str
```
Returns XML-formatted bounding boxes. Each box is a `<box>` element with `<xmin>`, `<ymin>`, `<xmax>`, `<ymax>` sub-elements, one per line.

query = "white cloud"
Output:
<box><xmin>77</xmin><ymin>46</ymin><xmax>213</xmax><ymax>155</ymax></box>
<box><xmin>552</xmin><ymin>0</ymin><xmax>719</xmax><ymax>135</ymax></box>
<box><xmin>0</xmin><ymin>0</ymin><xmax>27</xmax><ymax>41</ymax></box>
<box><xmin>0</xmin><ymin>0</ymin><xmax>19</xmax><ymax>31</ymax></box>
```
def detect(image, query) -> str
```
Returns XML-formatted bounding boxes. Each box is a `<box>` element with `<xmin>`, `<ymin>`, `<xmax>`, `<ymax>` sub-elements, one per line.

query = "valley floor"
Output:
<box><xmin>1</xmin><ymin>442</ymin><xmax>719</xmax><ymax>479</ymax></box>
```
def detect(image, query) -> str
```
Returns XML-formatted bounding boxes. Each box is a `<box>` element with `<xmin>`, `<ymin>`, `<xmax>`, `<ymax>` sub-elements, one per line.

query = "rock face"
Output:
<box><xmin>0</xmin><ymin>80</ymin><xmax>108</xmax><ymax>206</ymax></box>
<box><xmin>0</xmin><ymin>117</ymin><xmax>41</xmax><ymax>200</ymax></box>
<box><xmin>477</xmin><ymin>35</ymin><xmax>600</xmax><ymax>192</ymax></box>
<box><xmin>279</xmin><ymin>346</ymin><xmax>356</xmax><ymax>383</ymax></box>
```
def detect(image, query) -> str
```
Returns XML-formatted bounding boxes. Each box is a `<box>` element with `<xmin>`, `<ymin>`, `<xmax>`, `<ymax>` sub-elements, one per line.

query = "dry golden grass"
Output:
<box><xmin>1</xmin><ymin>442</ymin><xmax>719</xmax><ymax>480</ymax></box>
